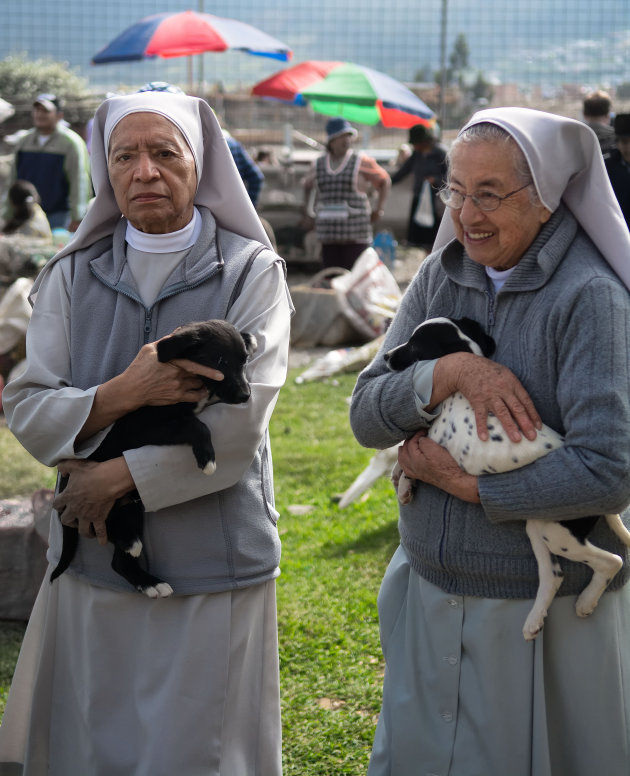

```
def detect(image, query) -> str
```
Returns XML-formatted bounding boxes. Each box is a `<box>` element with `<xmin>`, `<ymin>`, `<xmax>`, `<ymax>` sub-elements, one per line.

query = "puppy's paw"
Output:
<box><xmin>396</xmin><ymin>473</ymin><xmax>416</xmax><ymax>505</ymax></box>
<box><xmin>397</xmin><ymin>486</ymin><xmax>414</xmax><ymax>505</ymax></box>
<box><xmin>140</xmin><ymin>582</ymin><xmax>174</xmax><ymax>598</ymax></box>
<box><xmin>154</xmin><ymin>582</ymin><xmax>174</xmax><ymax>598</ymax></box>
<box><xmin>126</xmin><ymin>539</ymin><xmax>143</xmax><ymax>558</ymax></box>
<box><xmin>575</xmin><ymin>593</ymin><xmax>598</xmax><ymax>618</ymax></box>
<box><xmin>522</xmin><ymin>609</ymin><xmax>546</xmax><ymax>641</ymax></box>
<box><xmin>203</xmin><ymin>460</ymin><xmax>217</xmax><ymax>475</ymax></box>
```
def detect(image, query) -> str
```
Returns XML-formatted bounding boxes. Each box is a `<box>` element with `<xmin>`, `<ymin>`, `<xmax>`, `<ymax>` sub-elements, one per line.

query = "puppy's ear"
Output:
<box><xmin>241</xmin><ymin>332</ymin><xmax>258</xmax><ymax>357</ymax></box>
<box><xmin>453</xmin><ymin>317</ymin><xmax>496</xmax><ymax>357</ymax></box>
<box><xmin>156</xmin><ymin>333</ymin><xmax>187</xmax><ymax>363</ymax></box>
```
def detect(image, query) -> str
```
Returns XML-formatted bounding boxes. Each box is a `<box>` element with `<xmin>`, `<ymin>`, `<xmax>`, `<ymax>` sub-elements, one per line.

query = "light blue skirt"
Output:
<box><xmin>0</xmin><ymin>571</ymin><xmax>281</xmax><ymax>776</ymax></box>
<box><xmin>369</xmin><ymin>545</ymin><xmax>630</xmax><ymax>776</ymax></box>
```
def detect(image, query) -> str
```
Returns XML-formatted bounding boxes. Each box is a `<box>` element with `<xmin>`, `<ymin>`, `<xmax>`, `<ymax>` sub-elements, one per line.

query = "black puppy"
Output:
<box><xmin>50</xmin><ymin>319</ymin><xmax>257</xmax><ymax>598</ymax></box>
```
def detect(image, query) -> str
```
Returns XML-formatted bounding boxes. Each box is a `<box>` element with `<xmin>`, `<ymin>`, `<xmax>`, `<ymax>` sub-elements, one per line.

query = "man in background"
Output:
<box><xmin>222</xmin><ymin>130</ymin><xmax>264</xmax><ymax>208</ymax></box>
<box><xmin>5</xmin><ymin>94</ymin><xmax>91</xmax><ymax>231</ymax></box>
<box><xmin>606</xmin><ymin>113</ymin><xmax>630</xmax><ymax>229</ymax></box>
<box><xmin>390</xmin><ymin>123</ymin><xmax>447</xmax><ymax>249</ymax></box>
<box><xmin>582</xmin><ymin>90</ymin><xmax>616</xmax><ymax>158</ymax></box>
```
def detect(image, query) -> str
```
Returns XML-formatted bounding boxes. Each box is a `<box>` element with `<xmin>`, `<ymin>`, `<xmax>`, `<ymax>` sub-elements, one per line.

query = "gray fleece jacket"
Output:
<box><xmin>350</xmin><ymin>205</ymin><xmax>630</xmax><ymax>599</ymax></box>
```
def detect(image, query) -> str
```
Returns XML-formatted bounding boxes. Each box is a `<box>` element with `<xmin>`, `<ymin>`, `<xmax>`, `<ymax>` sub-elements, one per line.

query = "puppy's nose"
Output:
<box><xmin>233</xmin><ymin>386</ymin><xmax>251</xmax><ymax>403</ymax></box>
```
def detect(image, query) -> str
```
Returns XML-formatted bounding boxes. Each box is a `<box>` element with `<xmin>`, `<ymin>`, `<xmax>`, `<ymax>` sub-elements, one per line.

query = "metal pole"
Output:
<box><xmin>198</xmin><ymin>0</ymin><xmax>204</xmax><ymax>95</ymax></box>
<box><xmin>439</xmin><ymin>0</ymin><xmax>448</xmax><ymax>131</ymax></box>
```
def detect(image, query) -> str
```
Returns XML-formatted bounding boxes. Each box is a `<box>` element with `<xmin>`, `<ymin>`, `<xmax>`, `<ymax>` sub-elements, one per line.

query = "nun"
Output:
<box><xmin>0</xmin><ymin>90</ymin><xmax>292</xmax><ymax>775</ymax></box>
<box><xmin>350</xmin><ymin>107</ymin><xmax>630</xmax><ymax>776</ymax></box>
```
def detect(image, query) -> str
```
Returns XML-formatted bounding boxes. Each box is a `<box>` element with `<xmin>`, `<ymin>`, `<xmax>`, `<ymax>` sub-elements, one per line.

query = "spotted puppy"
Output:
<box><xmin>50</xmin><ymin>319</ymin><xmax>257</xmax><ymax>598</ymax></box>
<box><xmin>385</xmin><ymin>316</ymin><xmax>630</xmax><ymax>640</ymax></box>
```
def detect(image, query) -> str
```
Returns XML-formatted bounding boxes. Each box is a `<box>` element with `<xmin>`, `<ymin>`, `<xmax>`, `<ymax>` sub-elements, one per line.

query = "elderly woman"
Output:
<box><xmin>0</xmin><ymin>91</ymin><xmax>292</xmax><ymax>775</ymax></box>
<box><xmin>349</xmin><ymin>107</ymin><xmax>630</xmax><ymax>776</ymax></box>
<box><xmin>304</xmin><ymin>116</ymin><xmax>391</xmax><ymax>271</ymax></box>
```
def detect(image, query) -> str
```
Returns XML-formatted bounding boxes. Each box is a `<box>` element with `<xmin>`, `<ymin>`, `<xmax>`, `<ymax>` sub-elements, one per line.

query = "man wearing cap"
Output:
<box><xmin>606</xmin><ymin>113</ymin><xmax>630</xmax><ymax>229</ymax></box>
<box><xmin>304</xmin><ymin>116</ymin><xmax>391</xmax><ymax>270</ymax></box>
<box><xmin>4</xmin><ymin>94</ymin><xmax>91</xmax><ymax>231</ymax></box>
<box><xmin>390</xmin><ymin>123</ymin><xmax>448</xmax><ymax>248</ymax></box>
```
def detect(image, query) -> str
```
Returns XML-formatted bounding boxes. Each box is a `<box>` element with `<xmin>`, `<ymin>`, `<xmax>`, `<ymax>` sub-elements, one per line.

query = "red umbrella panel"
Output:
<box><xmin>252</xmin><ymin>61</ymin><xmax>435</xmax><ymax>129</ymax></box>
<box><xmin>92</xmin><ymin>11</ymin><xmax>292</xmax><ymax>63</ymax></box>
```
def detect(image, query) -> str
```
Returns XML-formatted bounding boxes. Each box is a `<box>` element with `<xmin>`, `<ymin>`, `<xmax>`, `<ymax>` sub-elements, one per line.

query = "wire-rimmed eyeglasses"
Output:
<box><xmin>439</xmin><ymin>182</ymin><xmax>532</xmax><ymax>212</ymax></box>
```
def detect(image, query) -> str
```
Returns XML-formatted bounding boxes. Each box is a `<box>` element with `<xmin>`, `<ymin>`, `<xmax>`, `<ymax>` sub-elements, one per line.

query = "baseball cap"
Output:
<box><xmin>325</xmin><ymin>117</ymin><xmax>358</xmax><ymax>142</ymax></box>
<box><xmin>33</xmin><ymin>93</ymin><xmax>62</xmax><ymax>112</ymax></box>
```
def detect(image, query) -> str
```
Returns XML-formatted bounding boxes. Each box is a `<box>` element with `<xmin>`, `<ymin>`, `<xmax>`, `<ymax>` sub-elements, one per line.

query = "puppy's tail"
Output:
<box><xmin>338</xmin><ymin>446</ymin><xmax>399</xmax><ymax>508</ymax></box>
<box><xmin>49</xmin><ymin>524</ymin><xmax>79</xmax><ymax>583</ymax></box>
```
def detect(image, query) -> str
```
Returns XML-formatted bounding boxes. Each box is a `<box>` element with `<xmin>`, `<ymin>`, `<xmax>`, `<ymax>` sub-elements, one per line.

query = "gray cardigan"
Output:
<box><xmin>350</xmin><ymin>205</ymin><xmax>630</xmax><ymax>599</ymax></box>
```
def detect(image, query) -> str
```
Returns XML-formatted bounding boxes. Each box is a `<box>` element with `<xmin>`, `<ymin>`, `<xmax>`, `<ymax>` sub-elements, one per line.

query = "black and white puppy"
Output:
<box><xmin>50</xmin><ymin>319</ymin><xmax>257</xmax><ymax>598</ymax></box>
<box><xmin>385</xmin><ymin>316</ymin><xmax>630</xmax><ymax>640</ymax></box>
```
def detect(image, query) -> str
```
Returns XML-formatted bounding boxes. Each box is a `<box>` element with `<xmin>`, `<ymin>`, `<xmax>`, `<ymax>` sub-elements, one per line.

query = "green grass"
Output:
<box><xmin>0</xmin><ymin>370</ymin><xmax>400</xmax><ymax>775</ymax></box>
<box><xmin>0</xmin><ymin>421</ymin><xmax>57</xmax><ymax>499</ymax></box>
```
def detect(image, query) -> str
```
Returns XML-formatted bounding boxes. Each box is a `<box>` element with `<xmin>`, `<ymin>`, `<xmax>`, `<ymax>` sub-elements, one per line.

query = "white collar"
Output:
<box><xmin>486</xmin><ymin>264</ymin><xmax>516</xmax><ymax>292</ymax></box>
<box><xmin>125</xmin><ymin>207</ymin><xmax>201</xmax><ymax>253</ymax></box>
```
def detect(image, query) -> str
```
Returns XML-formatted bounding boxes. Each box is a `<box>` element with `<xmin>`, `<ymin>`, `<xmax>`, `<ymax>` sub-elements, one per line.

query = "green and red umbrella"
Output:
<box><xmin>252</xmin><ymin>60</ymin><xmax>435</xmax><ymax>129</ymax></box>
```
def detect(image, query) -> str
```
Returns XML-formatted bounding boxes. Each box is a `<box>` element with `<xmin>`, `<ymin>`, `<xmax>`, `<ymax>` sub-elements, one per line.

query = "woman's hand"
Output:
<box><xmin>432</xmin><ymin>352</ymin><xmax>542</xmax><ymax>443</ymax></box>
<box><xmin>119</xmin><ymin>342</ymin><xmax>224</xmax><ymax>409</ymax></box>
<box><xmin>76</xmin><ymin>339</ymin><xmax>225</xmax><ymax>444</ymax></box>
<box><xmin>398</xmin><ymin>430</ymin><xmax>480</xmax><ymax>503</ymax></box>
<box><xmin>53</xmin><ymin>458</ymin><xmax>135</xmax><ymax>545</ymax></box>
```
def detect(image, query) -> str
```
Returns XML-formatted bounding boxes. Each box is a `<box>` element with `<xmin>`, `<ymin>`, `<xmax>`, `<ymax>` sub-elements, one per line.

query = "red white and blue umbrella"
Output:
<box><xmin>92</xmin><ymin>11</ymin><xmax>292</xmax><ymax>64</ymax></box>
<box><xmin>252</xmin><ymin>60</ymin><xmax>435</xmax><ymax>129</ymax></box>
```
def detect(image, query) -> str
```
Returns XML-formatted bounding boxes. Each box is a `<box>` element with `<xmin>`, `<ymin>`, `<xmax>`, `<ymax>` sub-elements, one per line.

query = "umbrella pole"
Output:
<box><xmin>188</xmin><ymin>56</ymin><xmax>193</xmax><ymax>95</ymax></box>
<box><xmin>439</xmin><ymin>0</ymin><xmax>448</xmax><ymax>130</ymax></box>
<box><xmin>198</xmin><ymin>54</ymin><xmax>204</xmax><ymax>96</ymax></box>
<box><xmin>197</xmin><ymin>0</ymin><xmax>205</xmax><ymax>95</ymax></box>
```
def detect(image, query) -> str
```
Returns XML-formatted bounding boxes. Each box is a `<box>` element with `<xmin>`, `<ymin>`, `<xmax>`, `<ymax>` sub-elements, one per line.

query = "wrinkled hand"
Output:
<box><xmin>53</xmin><ymin>458</ymin><xmax>135</xmax><ymax>545</ymax></box>
<box><xmin>54</xmin><ymin>460</ymin><xmax>114</xmax><ymax>544</ymax></box>
<box><xmin>121</xmin><ymin>341</ymin><xmax>223</xmax><ymax>409</ymax></box>
<box><xmin>398</xmin><ymin>430</ymin><xmax>480</xmax><ymax>503</ymax></box>
<box><xmin>433</xmin><ymin>352</ymin><xmax>541</xmax><ymax>443</ymax></box>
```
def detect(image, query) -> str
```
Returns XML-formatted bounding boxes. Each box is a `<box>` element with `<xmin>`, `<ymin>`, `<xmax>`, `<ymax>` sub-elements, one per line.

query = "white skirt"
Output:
<box><xmin>368</xmin><ymin>545</ymin><xmax>630</xmax><ymax>776</ymax></box>
<box><xmin>0</xmin><ymin>570</ymin><xmax>281</xmax><ymax>776</ymax></box>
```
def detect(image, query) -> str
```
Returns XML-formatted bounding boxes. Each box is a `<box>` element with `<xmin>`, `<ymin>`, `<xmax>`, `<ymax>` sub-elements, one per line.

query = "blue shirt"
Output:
<box><xmin>226</xmin><ymin>136</ymin><xmax>264</xmax><ymax>207</ymax></box>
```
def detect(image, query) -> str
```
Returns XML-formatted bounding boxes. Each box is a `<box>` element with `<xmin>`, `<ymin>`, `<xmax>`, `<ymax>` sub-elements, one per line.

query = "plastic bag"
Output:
<box><xmin>413</xmin><ymin>180</ymin><xmax>435</xmax><ymax>227</ymax></box>
<box><xmin>331</xmin><ymin>248</ymin><xmax>401</xmax><ymax>340</ymax></box>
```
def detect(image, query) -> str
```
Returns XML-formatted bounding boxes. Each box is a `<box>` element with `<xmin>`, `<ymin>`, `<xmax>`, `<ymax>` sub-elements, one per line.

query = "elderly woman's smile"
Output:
<box><xmin>449</xmin><ymin>141</ymin><xmax>551</xmax><ymax>270</ymax></box>
<box><xmin>107</xmin><ymin>112</ymin><xmax>198</xmax><ymax>234</ymax></box>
